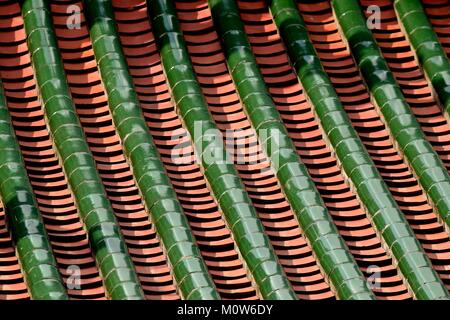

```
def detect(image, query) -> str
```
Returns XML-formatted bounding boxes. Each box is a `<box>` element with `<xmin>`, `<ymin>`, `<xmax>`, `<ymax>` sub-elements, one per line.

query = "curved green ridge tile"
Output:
<box><xmin>82</xmin><ymin>0</ymin><xmax>219</xmax><ymax>300</ymax></box>
<box><xmin>208</xmin><ymin>0</ymin><xmax>374</xmax><ymax>300</ymax></box>
<box><xmin>278</xmin><ymin>0</ymin><xmax>449</xmax><ymax>299</ymax></box>
<box><xmin>0</xmin><ymin>79</ymin><xmax>68</xmax><ymax>300</ymax></box>
<box><xmin>332</xmin><ymin>1</ymin><xmax>450</xmax><ymax>232</ymax></box>
<box><xmin>146</xmin><ymin>0</ymin><xmax>297</xmax><ymax>300</ymax></box>
<box><xmin>21</xmin><ymin>0</ymin><xmax>144</xmax><ymax>300</ymax></box>
<box><xmin>333</xmin><ymin>0</ymin><xmax>450</xmax><ymax>229</ymax></box>
<box><xmin>394</xmin><ymin>0</ymin><xmax>450</xmax><ymax>115</ymax></box>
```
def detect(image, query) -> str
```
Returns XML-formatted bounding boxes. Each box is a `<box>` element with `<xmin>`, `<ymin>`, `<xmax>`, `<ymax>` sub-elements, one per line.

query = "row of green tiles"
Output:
<box><xmin>208</xmin><ymin>0</ymin><xmax>374</xmax><ymax>299</ymax></box>
<box><xmin>22</xmin><ymin>0</ymin><xmax>144</xmax><ymax>299</ymax></box>
<box><xmin>270</xmin><ymin>0</ymin><xmax>447</xmax><ymax>299</ymax></box>
<box><xmin>329</xmin><ymin>0</ymin><xmax>450</xmax><ymax>299</ymax></box>
<box><xmin>83</xmin><ymin>0</ymin><xmax>219</xmax><ymax>300</ymax></box>
<box><xmin>333</xmin><ymin>0</ymin><xmax>450</xmax><ymax>231</ymax></box>
<box><xmin>147</xmin><ymin>0</ymin><xmax>298</xmax><ymax>299</ymax></box>
<box><xmin>394</xmin><ymin>0</ymin><xmax>450</xmax><ymax>119</ymax></box>
<box><xmin>0</xmin><ymin>79</ymin><xmax>67</xmax><ymax>299</ymax></box>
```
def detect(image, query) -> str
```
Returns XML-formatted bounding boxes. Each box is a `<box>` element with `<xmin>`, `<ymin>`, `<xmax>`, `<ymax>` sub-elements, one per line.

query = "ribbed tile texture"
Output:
<box><xmin>0</xmin><ymin>0</ymin><xmax>448</xmax><ymax>300</ymax></box>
